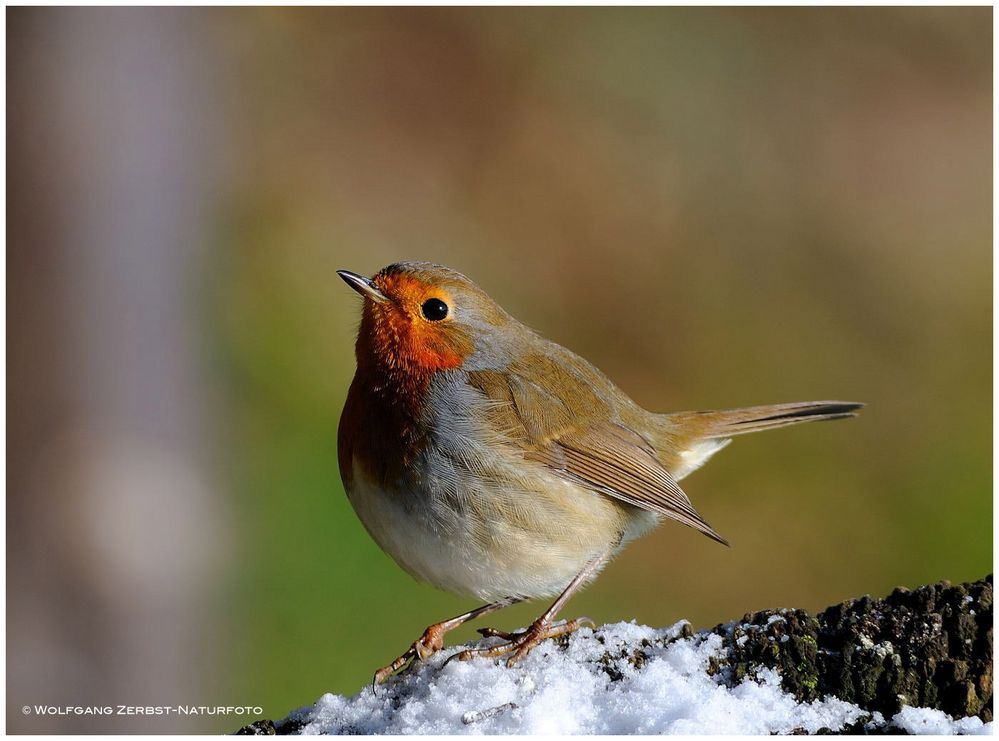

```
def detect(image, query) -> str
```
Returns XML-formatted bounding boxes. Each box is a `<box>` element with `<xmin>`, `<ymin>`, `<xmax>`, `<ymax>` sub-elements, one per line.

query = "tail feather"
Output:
<box><xmin>667</xmin><ymin>401</ymin><xmax>864</xmax><ymax>440</ymax></box>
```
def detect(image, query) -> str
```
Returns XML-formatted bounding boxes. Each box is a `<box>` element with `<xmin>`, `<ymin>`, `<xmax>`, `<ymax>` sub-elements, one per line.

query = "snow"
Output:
<box><xmin>891</xmin><ymin>706</ymin><xmax>992</xmax><ymax>735</ymax></box>
<box><xmin>287</xmin><ymin>621</ymin><xmax>992</xmax><ymax>735</ymax></box>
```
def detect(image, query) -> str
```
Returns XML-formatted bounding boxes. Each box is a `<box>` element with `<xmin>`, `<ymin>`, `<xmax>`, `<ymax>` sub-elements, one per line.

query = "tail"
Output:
<box><xmin>664</xmin><ymin>401</ymin><xmax>863</xmax><ymax>480</ymax></box>
<box><xmin>668</xmin><ymin>400</ymin><xmax>864</xmax><ymax>439</ymax></box>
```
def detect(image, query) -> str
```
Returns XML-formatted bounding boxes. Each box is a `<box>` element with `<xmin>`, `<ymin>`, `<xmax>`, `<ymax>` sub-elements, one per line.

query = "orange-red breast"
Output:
<box><xmin>336</xmin><ymin>262</ymin><xmax>862</xmax><ymax>683</ymax></box>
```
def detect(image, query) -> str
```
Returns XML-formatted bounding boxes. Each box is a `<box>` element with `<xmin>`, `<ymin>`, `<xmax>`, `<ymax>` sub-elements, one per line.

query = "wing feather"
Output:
<box><xmin>467</xmin><ymin>367</ymin><xmax>728</xmax><ymax>545</ymax></box>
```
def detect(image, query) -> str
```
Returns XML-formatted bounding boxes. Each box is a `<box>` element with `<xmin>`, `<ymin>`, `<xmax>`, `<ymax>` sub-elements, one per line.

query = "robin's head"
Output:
<box><xmin>338</xmin><ymin>262</ymin><xmax>511</xmax><ymax>377</ymax></box>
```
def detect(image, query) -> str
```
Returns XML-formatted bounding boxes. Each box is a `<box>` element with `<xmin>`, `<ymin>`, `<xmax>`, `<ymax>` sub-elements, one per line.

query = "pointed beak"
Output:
<box><xmin>337</xmin><ymin>270</ymin><xmax>390</xmax><ymax>304</ymax></box>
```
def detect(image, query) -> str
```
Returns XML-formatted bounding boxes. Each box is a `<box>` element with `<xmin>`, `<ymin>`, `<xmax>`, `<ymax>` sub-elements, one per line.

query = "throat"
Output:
<box><xmin>360</xmin><ymin>360</ymin><xmax>435</xmax><ymax>423</ymax></box>
<box><xmin>341</xmin><ymin>367</ymin><xmax>436</xmax><ymax>494</ymax></box>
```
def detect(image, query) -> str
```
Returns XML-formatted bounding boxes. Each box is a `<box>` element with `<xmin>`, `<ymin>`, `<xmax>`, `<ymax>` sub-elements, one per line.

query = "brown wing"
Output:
<box><xmin>467</xmin><ymin>364</ymin><xmax>728</xmax><ymax>545</ymax></box>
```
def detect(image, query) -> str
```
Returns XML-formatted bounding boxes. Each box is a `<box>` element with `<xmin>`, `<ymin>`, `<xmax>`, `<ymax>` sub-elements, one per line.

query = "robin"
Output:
<box><xmin>336</xmin><ymin>262</ymin><xmax>861</xmax><ymax>684</ymax></box>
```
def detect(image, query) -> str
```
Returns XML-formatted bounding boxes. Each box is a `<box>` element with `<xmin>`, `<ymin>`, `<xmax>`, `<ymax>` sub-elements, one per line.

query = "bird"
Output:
<box><xmin>336</xmin><ymin>261</ymin><xmax>862</xmax><ymax>685</ymax></box>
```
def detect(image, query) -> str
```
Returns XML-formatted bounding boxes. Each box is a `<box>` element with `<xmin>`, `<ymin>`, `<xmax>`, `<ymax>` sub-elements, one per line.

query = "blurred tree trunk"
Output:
<box><xmin>8</xmin><ymin>8</ymin><xmax>230</xmax><ymax>732</ymax></box>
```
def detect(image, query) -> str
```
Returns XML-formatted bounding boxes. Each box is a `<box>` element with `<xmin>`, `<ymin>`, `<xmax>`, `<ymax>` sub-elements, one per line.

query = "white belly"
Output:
<box><xmin>345</xmin><ymin>459</ymin><xmax>656</xmax><ymax>602</ymax></box>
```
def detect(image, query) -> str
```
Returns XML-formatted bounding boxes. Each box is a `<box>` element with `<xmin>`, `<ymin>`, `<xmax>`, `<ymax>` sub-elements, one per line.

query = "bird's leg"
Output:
<box><xmin>452</xmin><ymin>534</ymin><xmax>622</xmax><ymax>668</ymax></box>
<box><xmin>373</xmin><ymin>596</ymin><xmax>523</xmax><ymax>685</ymax></box>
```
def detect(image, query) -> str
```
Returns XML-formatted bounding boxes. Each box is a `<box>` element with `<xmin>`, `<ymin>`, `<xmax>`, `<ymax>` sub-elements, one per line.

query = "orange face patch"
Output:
<box><xmin>357</xmin><ymin>272</ymin><xmax>473</xmax><ymax>376</ymax></box>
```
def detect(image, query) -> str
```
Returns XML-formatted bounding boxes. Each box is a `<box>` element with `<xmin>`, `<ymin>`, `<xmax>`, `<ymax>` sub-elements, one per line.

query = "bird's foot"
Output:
<box><xmin>449</xmin><ymin>616</ymin><xmax>595</xmax><ymax>668</ymax></box>
<box><xmin>372</xmin><ymin>623</ymin><xmax>447</xmax><ymax>685</ymax></box>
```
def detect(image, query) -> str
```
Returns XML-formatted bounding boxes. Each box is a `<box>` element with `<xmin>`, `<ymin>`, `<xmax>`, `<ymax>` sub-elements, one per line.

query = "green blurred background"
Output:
<box><xmin>8</xmin><ymin>7</ymin><xmax>991</xmax><ymax>733</ymax></box>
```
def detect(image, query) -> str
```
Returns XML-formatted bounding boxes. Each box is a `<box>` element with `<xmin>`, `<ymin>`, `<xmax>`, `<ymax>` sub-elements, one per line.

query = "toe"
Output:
<box><xmin>477</xmin><ymin>626</ymin><xmax>516</xmax><ymax>640</ymax></box>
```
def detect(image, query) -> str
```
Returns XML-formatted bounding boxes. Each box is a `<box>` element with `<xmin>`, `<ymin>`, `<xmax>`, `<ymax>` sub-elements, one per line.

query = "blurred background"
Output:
<box><xmin>7</xmin><ymin>7</ymin><xmax>991</xmax><ymax>733</ymax></box>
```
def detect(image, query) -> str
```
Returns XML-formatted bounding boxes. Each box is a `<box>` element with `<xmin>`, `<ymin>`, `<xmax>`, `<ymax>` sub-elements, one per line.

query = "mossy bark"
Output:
<box><xmin>712</xmin><ymin>575</ymin><xmax>992</xmax><ymax>726</ymax></box>
<box><xmin>236</xmin><ymin>575</ymin><xmax>992</xmax><ymax>735</ymax></box>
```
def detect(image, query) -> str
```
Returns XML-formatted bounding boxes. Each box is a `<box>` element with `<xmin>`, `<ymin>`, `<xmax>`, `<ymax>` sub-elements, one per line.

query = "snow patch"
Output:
<box><xmin>891</xmin><ymin>706</ymin><xmax>992</xmax><ymax>735</ymax></box>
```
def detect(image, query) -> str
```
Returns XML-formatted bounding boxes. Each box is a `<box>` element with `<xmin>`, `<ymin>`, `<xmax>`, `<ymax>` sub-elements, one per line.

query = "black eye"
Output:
<box><xmin>421</xmin><ymin>298</ymin><xmax>449</xmax><ymax>321</ymax></box>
